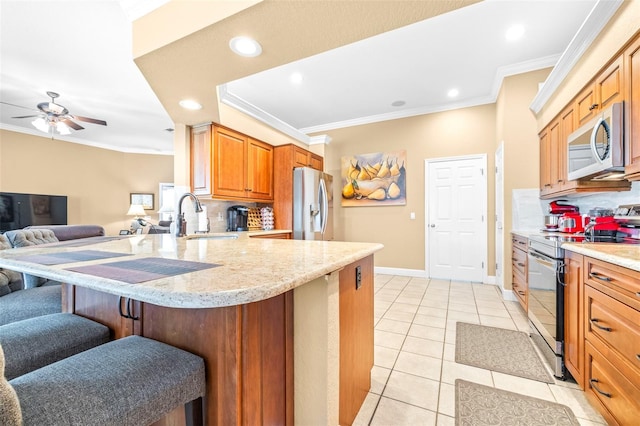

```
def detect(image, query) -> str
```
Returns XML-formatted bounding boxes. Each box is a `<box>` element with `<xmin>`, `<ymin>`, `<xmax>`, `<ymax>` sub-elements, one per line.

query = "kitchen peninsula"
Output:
<box><xmin>0</xmin><ymin>232</ymin><xmax>383</xmax><ymax>425</ymax></box>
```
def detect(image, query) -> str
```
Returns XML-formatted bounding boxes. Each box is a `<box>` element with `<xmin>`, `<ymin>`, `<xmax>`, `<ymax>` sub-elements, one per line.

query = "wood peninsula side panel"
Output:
<box><xmin>339</xmin><ymin>254</ymin><xmax>374</xmax><ymax>425</ymax></box>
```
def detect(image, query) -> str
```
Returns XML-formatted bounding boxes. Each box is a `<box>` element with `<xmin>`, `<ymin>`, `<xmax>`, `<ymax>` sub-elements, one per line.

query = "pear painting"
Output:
<box><xmin>340</xmin><ymin>150</ymin><xmax>406</xmax><ymax>206</ymax></box>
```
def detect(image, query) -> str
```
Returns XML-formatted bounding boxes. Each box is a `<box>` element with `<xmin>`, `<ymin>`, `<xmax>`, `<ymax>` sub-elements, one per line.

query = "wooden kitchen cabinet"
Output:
<box><xmin>576</xmin><ymin>55</ymin><xmax>624</xmax><ymax>127</ymax></box>
<box><xmin>624</xmin><ymin>35</ymin><xmax>640</xmax><ymax>179</ymax></box>
<box><xmin>339</xmin><ymin>255</ymin><xmax>374</xmax><ymax>426</ymax></box>
<box><xmin>191</xmin><ymin>124</ymin><xmax>213</xmax><ymax>196</ymax></box>
<box><xmin>511</xmin><ymin>234</ymin><xmax>528</xmax><ymax>312</ymax></box>
<box><xmin>63</xmin><ymin>284</ymin><xmax>294</xmax><ymax>426</ymax></box>
<box><xmin>580</xmin><ymin>256</ymin><xmax>640</xmax><ymax>425</ymax></box>
<box><xmin>563</xmin><ymin>251</ymin><xmax>584</xmax><ymax>388</ymax></box>
<box><xmin>213</xmin><ymin>125</ymin><xmax>274</xmax><ymax>201</ymax></box>
<box><xmin>292</xmin><ymin>145</ymin><xmax>323</xmax><ymax>170</ymax></box>
<box><xmin>249</xmin><ymin>232</ymin><xmax>291</xmax><ymax>239</ymax></box>
<box><xmin>273</xmin><ymin>144</ymin><xmax>324</xmax><ymax>230</ymax></box>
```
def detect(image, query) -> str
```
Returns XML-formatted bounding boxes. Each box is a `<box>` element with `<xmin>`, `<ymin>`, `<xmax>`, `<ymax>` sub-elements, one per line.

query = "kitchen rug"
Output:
<box><xmin>455</xmin><ymin>379</ymin><xmax>579</xmax><ymax>426</ymax></box>
<box><xmin>65</xmin><ymin>257</ymin><xmax>220</xmax><ymax>283</ymax></box>
<box><xmin>455</xmin><ymin>322</ymin><xmax>554</xmax><ymax>383</ymax></box>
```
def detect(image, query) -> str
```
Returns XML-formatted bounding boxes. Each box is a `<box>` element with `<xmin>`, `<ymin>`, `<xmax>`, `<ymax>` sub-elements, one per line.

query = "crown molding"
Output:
<box><xmin>530</xmin><ymin>0</ymin><xmax>623</xmax><ymax>114</ymax></box>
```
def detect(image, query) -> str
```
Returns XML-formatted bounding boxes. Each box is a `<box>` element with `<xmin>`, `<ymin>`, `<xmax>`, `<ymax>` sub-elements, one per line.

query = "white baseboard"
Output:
<box><xmin>501</xmin><ymin>288</ymin><xmax>518</xmax><ymax>302</ymax></box>
<box><xmin>484</xmin><ymin>275</ymin><xmax>496</xmax><ymax>285</ymax></box>
<box><xmin>374</xmin><ymin>267</ymin><xmax>427</xmax><ymax>278</ymax></box>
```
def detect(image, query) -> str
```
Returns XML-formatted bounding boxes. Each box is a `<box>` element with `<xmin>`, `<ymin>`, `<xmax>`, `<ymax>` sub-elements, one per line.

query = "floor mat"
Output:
<box><xmin>455</xmin><ymin>322</ymin><xmax>554</xmax><ymax>383</ymax></box>
<box><xmin>455</xmin><ymin>379</ymin><xmax>579</xmax><ymax>425</ymax></box>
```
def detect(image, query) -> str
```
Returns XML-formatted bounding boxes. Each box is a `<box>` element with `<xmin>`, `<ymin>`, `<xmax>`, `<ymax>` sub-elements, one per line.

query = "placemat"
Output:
<box><xmin>65</xmin><ymin>257</ymin><xmax>220</xmax><ymax>283</ymax></box>
<box><xmin>14</xmin><ymin>250</ymin><xmax>132</xmax><ymax>265</ymax></box>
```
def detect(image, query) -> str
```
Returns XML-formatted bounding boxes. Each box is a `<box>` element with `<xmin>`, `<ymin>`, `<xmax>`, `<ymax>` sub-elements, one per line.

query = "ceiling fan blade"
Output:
<box><xmin>72</xmin><ymin>115</ymin><xmax>107</xmax><ymax>126</ymax></box>
<box><xmin>11</xmin><ymin>115</ymin><xmax>39</xmax><ymax>119</ymax></box>
<box><xmin>61</xmin><ymin>118</ymin><xmax>84</xmax><ymax>130</ymax></box>
<box><xmin>0</xmin><ymin>101</ymin><xmax>38</xmax><ymax>111</ymax></box>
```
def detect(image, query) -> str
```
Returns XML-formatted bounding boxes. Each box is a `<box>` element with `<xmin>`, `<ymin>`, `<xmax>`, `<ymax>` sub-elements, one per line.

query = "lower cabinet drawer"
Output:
<box><xmin>585</xmin><ymin>257</ymin><xmax>640</xmax><ymax>310</ymax></box>
<box><xmin>585</xmin><ymin>285</ymin><xmax>640</xmax><ymax>373</ymax></box>
<box><xmin>512</xmin><ymin>269</ymin><xmax>527</xmax><ymax>311</ymax></box>
<box><xmin>585</xmin><ymin>341</ymin><xmax>640</xmax><ymax>426</ymax></box>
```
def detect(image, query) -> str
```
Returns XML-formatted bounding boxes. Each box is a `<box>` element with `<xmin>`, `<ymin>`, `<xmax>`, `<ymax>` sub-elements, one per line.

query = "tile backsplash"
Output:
<box><xmin>512</xmin><ymin>182</ymin><xmax>640</xmax><ymax>230</ymax></box>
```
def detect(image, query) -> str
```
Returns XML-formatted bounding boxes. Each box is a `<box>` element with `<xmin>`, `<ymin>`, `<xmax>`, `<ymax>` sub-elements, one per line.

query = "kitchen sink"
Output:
<box><xmin>184</xmin><ymin>233</ymin><xmax>238</xmax><ymax>240</ymax></box>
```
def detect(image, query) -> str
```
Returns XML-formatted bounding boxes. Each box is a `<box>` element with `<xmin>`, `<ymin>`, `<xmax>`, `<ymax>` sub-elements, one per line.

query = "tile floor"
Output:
<box><xmin>352</xmin><ymin>274</ymin><xmax>607</xmax><ymax>425</ymax></box>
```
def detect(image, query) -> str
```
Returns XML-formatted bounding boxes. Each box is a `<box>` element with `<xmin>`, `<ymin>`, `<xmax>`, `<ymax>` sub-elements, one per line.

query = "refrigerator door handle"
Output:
<box><xmin>319</xmin><ymin>177</ymin><xmax>328</xmax><ymax>235</ymax></box>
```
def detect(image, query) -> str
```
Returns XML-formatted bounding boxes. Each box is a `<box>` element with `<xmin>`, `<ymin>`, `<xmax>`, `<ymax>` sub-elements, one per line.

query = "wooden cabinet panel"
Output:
<box><xmin>625</xmin><ymin>35</ymin><xmax>640</xmax><ymax>178</ymax></box>
<box><xmin>585</xmin><ymin>341</ymin><xmax>640</xmax><ymax>426</ymax></box>
<box><xmin>549</xmin><ymin>120</ymin><xmax>560</xmax><ymax>188</ymax></box>
<box><xmin>577</xmin><ymin>84</ymin><xmax>597</xmax><ymax>126</ymax></box>
<box><xmin>191</xmin><ymin>125</ymin><xmax>212</xmax><ymax>196</ymax></box>
<box><xmin>339</xmin><ymin>255</ymin><xmax>374</xmax><ymax>426</ymax></box>
<box><xmin>584</xmin><ymin>257</ymin><xmax>640</xmax><ymax>311</ymax></box>
<box><xmin>511</xmin><ymin>234</ymin><xmax>528</xmax><ymax>312</ymax></box>
<box><xmin>249</xmin><ymin>232</ymin><xmax>291</xmax><ymax>239</ymax></box>
<box><xmin>585</xmin><ymin>285</ymin><xmax>640</xmax><ymax>373</ymax></box>
<box><xmin>63</xmin><ymin>284</ymin><xmax>139</xmax><ymax>340</ymax></box>
<box><xmin>246</xmin><ymin>138</ymin><xmax>274</xmax><ymax>200</ymax></box>
<box><xmin>273</xmin><ymin>144</ymin><xmax>324</xmax><ymax>230</ymax></box>
<box><xmin>539</xmin><ymin>127</ymin><xmax>551</xmax><ymax>192</ymax></box>
<box><xmin>213</xmin><ymin>126</ymin><xmax>248</xmax><ymax>198</ymax></box>
<box><xmin>564</xmin><ymin>252</ymin><xmax>584</xmax><ymax>388</ymax></box>
<box><xmin>597</xmin><ymin>55</ymin><xmax>623</xmax><ymax>110</ymax></box>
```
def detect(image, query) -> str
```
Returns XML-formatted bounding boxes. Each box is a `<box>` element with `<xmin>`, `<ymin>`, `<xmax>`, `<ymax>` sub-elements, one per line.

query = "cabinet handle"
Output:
<box><xmin>636</xmin><ymin>292</ymin><xmax>640</xmax><ymax>298</ymax></box>
<box><xmin>518</xmin><ymin>291</ymin><xmax>526</xmax><ymax>296</ymax></box>
<box><xmin>589</xmin><ymin>103</ymin><xmax>599</xmax><ymax>111</ymax></box>
<box><xmin>636</xmin><ymin>354</ymin><xmax>640</xmax><ymax>362</ymax></box>
<box><xmin>118</xmin><ymin>296</ymin><xmax>131</xmax><ymax>319</ymax></box>
<box><xmin>590</xmin><ymin>318</ymin><xmax>612</xmax><ymax>332</ymax></box>
<box><xmin>517</xmin><ymin>262</ymin><xmax>525</xmax><ymax>267</ymax></box>
<box><xmin>127</xmin><ymin>298</ymin><xmax>139</xmax><ymax>321</ymax></box>
<box><xmin>512</xmin><ymin>257</ymin><xmax>518</xmax><ymax>262</ymax></box>
<box><xmin>589</xmin><ymin>272</ymin><xmax>612</xmax><ymax>282</ymax></box>
<box><xmin>589</xmin><ymin>378</ymin><xmax>611</xmax><ymax>398</ymax></box>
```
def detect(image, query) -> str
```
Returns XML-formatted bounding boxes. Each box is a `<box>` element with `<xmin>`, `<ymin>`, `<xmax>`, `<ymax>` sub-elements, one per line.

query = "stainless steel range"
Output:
<box><xmin>527</xmin><ymin>233</ymin><xmax>566</xmax><ymax>379</ymax></box>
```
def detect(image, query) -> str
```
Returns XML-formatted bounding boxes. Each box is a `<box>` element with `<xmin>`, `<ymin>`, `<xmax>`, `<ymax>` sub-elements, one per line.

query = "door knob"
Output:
<box><xmin>430</xmin><ymin>224</ymin><xmax>436</xmax><ymax>228</ymax></box>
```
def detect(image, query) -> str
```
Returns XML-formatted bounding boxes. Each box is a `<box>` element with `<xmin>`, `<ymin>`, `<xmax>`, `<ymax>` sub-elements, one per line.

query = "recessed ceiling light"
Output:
<box><xmin>391</xmin><ymin>100</ymin><xmax>406</xmax><ymax>107</ymax></box>
<box><xmin>290</xmin><ymin>72</ymin><xmax>303</xmax><ymax>84</ymax></box>
<box><xmin>229</xmin><ymin>36</ymin><xmax>262</xmax><ymax>57</ymax></box>
<box><xmin>505</xmin><ymin>24</ymin><xmax>525</xmax><ymax>41</ymax></box>
<box><xmin>447</xmin><ymin>88</ymin><xmax>459</xmax><ymax>98</ymax></box>
<box><xmin>179</xmin><ymin>99</ymin><xmax>202</xmax><ymax>110</ymax></box>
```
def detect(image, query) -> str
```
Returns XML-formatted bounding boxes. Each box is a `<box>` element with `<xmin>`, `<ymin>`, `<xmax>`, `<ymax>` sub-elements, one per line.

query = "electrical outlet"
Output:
<box><xmin>355</xmin><ymin>265</ymin><xmax>362</xmax><ymax>290</ymax></box>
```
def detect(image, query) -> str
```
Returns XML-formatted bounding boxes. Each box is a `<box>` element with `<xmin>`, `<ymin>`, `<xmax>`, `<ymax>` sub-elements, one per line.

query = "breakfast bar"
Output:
<box><xmin>0</xmin><ymin>232</ymin><xmax>383</xmax><ymax>425</ymax></box>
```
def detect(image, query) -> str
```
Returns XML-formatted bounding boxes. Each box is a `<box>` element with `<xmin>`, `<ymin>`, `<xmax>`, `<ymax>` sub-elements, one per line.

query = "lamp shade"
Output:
<box><xmin>126</xmin><ymin>204</ymin><xmax>146</xmax><ymax>217</ymax></box>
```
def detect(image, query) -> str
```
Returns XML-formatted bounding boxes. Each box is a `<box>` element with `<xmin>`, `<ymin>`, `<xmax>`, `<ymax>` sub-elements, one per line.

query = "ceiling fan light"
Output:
<box><xmin>31</xmin><ymin>117</ymin><xmax>49</xmax><ymax>133</ymax></box>
<box><xmin>56</xmin><ymin>121</ymin><xmax>71</xmax><ymax>135</ymax></box>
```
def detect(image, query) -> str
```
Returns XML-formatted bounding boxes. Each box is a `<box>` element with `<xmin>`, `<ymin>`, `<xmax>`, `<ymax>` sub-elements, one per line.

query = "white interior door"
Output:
<box><xmin>425</xmin><ymin>155</ymin><xmax>487</xmax><ymax>282</ymax></box>
<box><xmin>495</xmin><ymin>144</ymin><xmax>504</xmax><ymax>289</ymax></box>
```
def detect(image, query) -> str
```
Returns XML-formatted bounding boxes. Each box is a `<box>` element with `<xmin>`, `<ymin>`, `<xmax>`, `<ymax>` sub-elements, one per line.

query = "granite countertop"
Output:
<box><xmin>0</xmin><ymin>231</ymin><xmax>383</xmax><ymax>309</ymax></box>
<box><xmin>562</xmin><ymin>242</ymin><xmax>640</xmax><ymax>273</ymax></box>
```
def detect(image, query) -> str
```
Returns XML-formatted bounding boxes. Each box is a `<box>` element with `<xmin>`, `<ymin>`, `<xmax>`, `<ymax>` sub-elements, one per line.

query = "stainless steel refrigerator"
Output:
<box><xmin>293</xmin><ymin>167</ymin><xmax>333</xmax><ymax>240</ymax></box>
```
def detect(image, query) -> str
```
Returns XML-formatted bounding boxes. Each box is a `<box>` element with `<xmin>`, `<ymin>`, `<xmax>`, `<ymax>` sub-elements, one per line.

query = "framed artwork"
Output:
<box><xmin>130</xmin><ymin>193</ymin><xmax>154</xmax><ymax>210</ymax></box>
<box><xmin>340</xmin><ymin>150</ymin><xmax>406</xmax><ymax>206</ymax></box>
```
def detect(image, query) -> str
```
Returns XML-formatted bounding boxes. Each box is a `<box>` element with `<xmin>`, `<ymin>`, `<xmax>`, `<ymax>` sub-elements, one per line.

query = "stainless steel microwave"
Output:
<box><xmin>567</xmin><ymin>102</ymin><xmax>624</xmax><ymax>181</ymax></box>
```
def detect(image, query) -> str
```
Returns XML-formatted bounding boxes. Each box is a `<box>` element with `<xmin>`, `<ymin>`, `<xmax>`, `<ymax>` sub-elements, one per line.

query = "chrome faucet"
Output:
<box><xmin>176</xmin><ymin>192</ymin><xmax>204</xmax><ymax>237</ymax></box>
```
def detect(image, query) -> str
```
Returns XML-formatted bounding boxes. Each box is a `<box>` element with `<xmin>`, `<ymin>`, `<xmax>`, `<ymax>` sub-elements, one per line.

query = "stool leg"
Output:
<box><xmin>185</xmin><ymin>397</ymin><xmax>203</xmax><ymax>426</ymax></box>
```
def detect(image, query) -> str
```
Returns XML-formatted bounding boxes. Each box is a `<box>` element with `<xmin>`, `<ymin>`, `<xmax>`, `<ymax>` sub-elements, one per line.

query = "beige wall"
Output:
<box><xmin>323</xmin><ymin>104</ymin><xmax>497</xmax><ymax>272</ymax></box>
<box><xmin>496</xmin><ymin>68</ymin><xmax>551</xmax><ymax>290</ymax></box>
<box><xmin>0</xmin><ymin>130</ymin><xmax>173</xmax><ymax>236</ymax></box>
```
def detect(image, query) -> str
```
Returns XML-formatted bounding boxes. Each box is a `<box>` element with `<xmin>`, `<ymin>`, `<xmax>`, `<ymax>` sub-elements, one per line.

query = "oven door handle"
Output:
<box><xmin>528</xmin><ymin>250</ymin><xmax>556</xmax><ymax>266</ymax></box>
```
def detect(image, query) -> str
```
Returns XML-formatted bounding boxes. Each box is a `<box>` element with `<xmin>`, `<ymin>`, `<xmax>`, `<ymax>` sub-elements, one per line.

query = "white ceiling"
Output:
<box><xmin>0</xmin><ymin>0</ymin><xmax>600</xmax><ymax>154</ymax></box>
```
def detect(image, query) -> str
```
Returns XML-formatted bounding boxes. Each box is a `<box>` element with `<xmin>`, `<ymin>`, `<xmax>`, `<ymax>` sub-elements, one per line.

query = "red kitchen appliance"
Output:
<box><xmin>558</xmin><ymin>212</ymin><xmax>587</xmax><ymax>233</ymax></box>
<box><xmin>584</xmin><ymin>207</ymin><xmax>619</xmax><ymax>241</ymax></box>
<box><xmin>548</xmin><ymin>200</ymin><xmax>579</xmax><ymax>215</ymax></box>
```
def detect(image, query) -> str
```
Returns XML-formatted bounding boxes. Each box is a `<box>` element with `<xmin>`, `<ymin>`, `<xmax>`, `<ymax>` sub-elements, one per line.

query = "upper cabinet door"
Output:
<box><xmin>213</xmin><ymin>126</ymin><xmax>248</xmax><ymax>199</ymax></box>
<box><xmin>246</xmin><ymin>138</ymin><xmax>274</xmax><ymax>200</ymax></box>
<box><xmin>625</xmin><ymin>36</ymin><xmax>640</xmax><ymax>178</ymax></box>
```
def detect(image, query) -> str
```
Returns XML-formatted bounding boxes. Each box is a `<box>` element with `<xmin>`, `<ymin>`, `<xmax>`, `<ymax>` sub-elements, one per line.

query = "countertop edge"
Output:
<box><xmin>562</xmin><ymin>242</ymin><xmax>640</xmax><ymax>273</ymax></box>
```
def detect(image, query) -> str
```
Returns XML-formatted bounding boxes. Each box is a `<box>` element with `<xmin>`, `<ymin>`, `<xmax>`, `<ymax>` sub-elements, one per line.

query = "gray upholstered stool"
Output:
<box><xmin>0</xmin><ymin>313</ymin><xmax>110</xmax><ymax>380</ymax></box>
<box><xmin>0</xmin><ymin>285</ymin><xmax>62</xmax><ymax>326</ymax></box>
<box><xmin>9</xmin><ymin>335</ymin><xmax>206</xmax><ymax>426</ymax></box>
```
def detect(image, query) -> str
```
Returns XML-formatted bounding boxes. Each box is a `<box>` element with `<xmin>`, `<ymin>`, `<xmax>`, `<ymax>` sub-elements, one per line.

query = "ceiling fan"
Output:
<box><xmin>4</xmin><ymin>91</ymin><xmax>107</xmax><ymax>135</ymax></box>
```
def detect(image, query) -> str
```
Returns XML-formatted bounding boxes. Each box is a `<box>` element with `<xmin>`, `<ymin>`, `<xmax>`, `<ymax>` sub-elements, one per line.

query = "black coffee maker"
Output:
<box><xmin>227</xmin><ymin>205</ymin><xmax>249</xmax><ymax>231</ymax></box>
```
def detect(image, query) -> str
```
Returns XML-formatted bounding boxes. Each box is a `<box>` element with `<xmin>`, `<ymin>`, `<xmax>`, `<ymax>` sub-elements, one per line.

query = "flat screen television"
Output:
<box><xmin>0</xmin><ymin>192</ymin><xmax>68</xmax><ymax>232</ymax></box>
